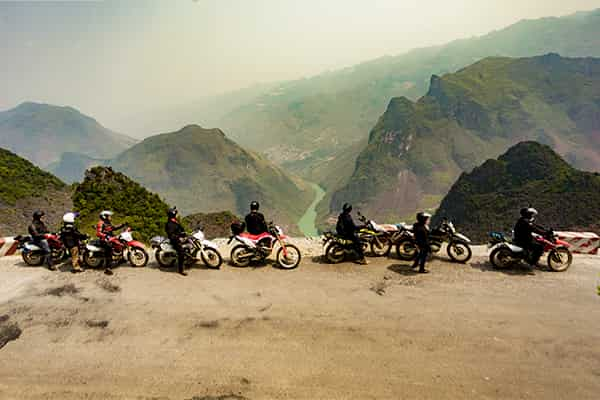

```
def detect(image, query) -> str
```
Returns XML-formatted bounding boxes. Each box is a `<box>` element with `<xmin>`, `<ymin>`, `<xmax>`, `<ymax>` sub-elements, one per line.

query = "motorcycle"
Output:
<box><xmin>229</xmin><ymin>222</ymin><xmax>301</xmax><ymax>269</ymax></box>
<box><xmin>14</xmin><ymin>233</ymin><xmax>66</xmax><ymax>266</ymax></box>
<box><xmin>83</xmin><ymin>226</ymin><xmax>149</xmax><ymax>268</ymax></box>
<box><xmin>151</xmin><ymin>228</ymin><xmax>222</xmax><ymax>269</ymax></box>
<box><xmin>488</xmin><ymin>230</ymin><xmax>572</xmax><ymax>272</ymax></box>
<box><xmin>395</xmin><ymin>218</ymin><xmax>472</xmax><ymax>263</ymax></box>
<box><xmin>356</xmin><ymin>213</ymin><xmax>394</xmax><ymax>256</ymax></box>
<box><xmin>322</xmin><ymin>231</ymin><xmax>369</xmax><ymax>263</ymax></box>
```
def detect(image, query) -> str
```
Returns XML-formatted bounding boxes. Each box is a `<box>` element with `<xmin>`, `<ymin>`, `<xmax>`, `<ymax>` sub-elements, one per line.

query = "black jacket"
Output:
<box><xmin>336</xmin><ymin>212</ymin><xmax>358</xmax><ymax>238</ymax></box>
<box><xmin>60</xmin><ymin>224</ymin><xmax>87</xmax><ymax>248</ymax></box>
<box><xmin>28</xmin><ymin>220</ymin><xmax>49</xmax><ymax>239</ymax></box>
<box><xmin>166</xmin><ymin>218</ymin><xmax>186</xmax><ymax>243</ymax></box>
<box><xmin>413</xmin><ymin>222</ymin><xmax>430</xmax><ymax>249</ymax></box>
<box><xmin>245</xmin><ymin>212</ymin><xmax>268</xmax><ymax>235</ymax></box>
<box><xmin>514</xmin><ymin>217</ymin><xmax>546</xmax><ymax>247</ymax></box>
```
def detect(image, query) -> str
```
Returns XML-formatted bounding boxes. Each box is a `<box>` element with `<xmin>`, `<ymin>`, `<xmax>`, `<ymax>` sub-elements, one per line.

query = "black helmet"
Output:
<box><xmin>250</xmin><ymin>201</ymin><xmax>260</xmax><ymax>211</ymax></box>
<box><xmin>167</xmin><ymin>207</ymin><xmax>178</xmax><ymax>219</ymax></box>
<box><xmin>33</xmin><ymin>210</ymin><xmax>45</xmax><ymax>220</ymax></box>
<box><xmin>416</xmin><ymin>211</ymin><xmax>431</xmax><ymax>224</ymax></box>
<box><xmin>520</xmin><ymin>207</ymin><xmax>538</xmax><ymax>221</ymax></box>
<box><xmin>342</xmin><ymin>203</ymin><xmax>352</xmax><ymax>213</ymax></box>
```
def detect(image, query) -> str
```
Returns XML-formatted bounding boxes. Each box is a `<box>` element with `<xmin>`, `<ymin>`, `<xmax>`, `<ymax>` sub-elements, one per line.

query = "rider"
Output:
<box><xmin>60</xmin><ymin>212</ymin><xmax>88</xmax><ymax>273</ymax></box>
<box><xmin>336</xmin><ymin>203</ymin><xmax>368</xmax><ymax>265</ymax></box>
<box><xmin>245</xmin><ymin>201</ymin><xmax>268</xmax><ymax>235</ymax></box>
<box><xmin>513</xmin><ymin>207</ymin><xmax>547</xmax><ymax>266</ymax></box>
<box><xmin>96</xmin><ymin>210</ymin><xmax>126</xmax><ymax>275</ymax></box>
<box><xmin>412</xmin><ymin>212</ymin><xmax>431</xmax><ymax>274</ymax></box>
<box><xmin>28</xmin><ymin>210</ymin><xmax>55</xmax><ymax>270</ymax></box>
<box><xmin>165</xmin><ymin>207</ymin><xmax>187</xmax><ymax>276</ymax></box>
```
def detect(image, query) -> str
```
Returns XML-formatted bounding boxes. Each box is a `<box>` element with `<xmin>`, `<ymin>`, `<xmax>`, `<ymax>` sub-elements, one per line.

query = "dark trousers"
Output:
<box><xmin>34</xmin><ymin>238</ymin><xmax>53</xmax><ymax>267</ymax></box>
<box><xmin>413</xmin><ymin>246</ymin><xmax>429</xmax><ymax>271</ymax></box>
<box><xmin>350</xmin><ymin>235</ymin><xmax>364</xmax><ymax>258</ymax></box>
<box><xmin>527</xmin><ymin>242</ymin><xmax>544</xmax><ymax>265</ymax></box>
<box><xmin>171</xmin><ymin>240</ymin><xmax>185</xmax><ymax>273</ymax></box>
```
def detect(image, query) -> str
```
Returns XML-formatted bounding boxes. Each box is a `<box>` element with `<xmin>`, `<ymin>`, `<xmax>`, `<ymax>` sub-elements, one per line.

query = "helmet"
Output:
<box><xmin>342</xmin><ymin>203</ymin><xmax>353</xmax><ymax>213</ymax></box>
<box><xmin>520</xmin><ymin>207</ymin><xmax>538</xmax><ymax>221</ymax></box>
<box><xmin>416</xmin><ymin>212</ymin><xmax>432</xmax><ymax>224</ymax></box>
<box><xmin>167</xmin><ymin>207</ymin><xmax>178</xmax><ymax>219</ymax></box>
<box><xmin>250</xmin><ymin>201</ymin><xmax>260</xmax><ymax>211</ymax></box>
<box><xmin>33</xmin><ymin>210</ymin><xmax>45</xmax><ymax>220</ymax></box>
<box><xmin>99</xmin><ymin>210</ymin><xmax>113</xmax><ymax>221</ymax></box>
<box><xmin>63</xmin><ymin>212</ymin><xmax>76</xmax><ymax>224</ymax></box>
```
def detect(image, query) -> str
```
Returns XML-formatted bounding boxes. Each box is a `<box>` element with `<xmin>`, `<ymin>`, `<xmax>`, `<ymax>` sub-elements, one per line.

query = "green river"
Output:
<box><xmin>298</xmin><ymin>183</ymin><xmax>326</xmax><ymax>237</ymax></box>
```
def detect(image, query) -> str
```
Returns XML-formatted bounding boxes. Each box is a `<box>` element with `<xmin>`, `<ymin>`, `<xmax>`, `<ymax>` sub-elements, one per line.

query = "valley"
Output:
<box><xmin>297</xmin><ymin>183</ymin><xmax>326</xmax><ymax>237</ymax></box>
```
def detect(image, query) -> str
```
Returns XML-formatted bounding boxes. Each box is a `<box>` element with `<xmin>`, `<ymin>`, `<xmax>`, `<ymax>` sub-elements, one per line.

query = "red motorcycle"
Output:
<box><xmin>83</xmin><ymin>227</ymin><xmax>149</xmax><ymax>268</ymax></box>
<box><xmin>489</xmin><ymin>229</ymin><xmax>573</xmax><ymax>272</ymax></box>
<box><xmin>14</xmin><ymin>233</ymin><xmax>66</xmax><ymax>266</ymax></box>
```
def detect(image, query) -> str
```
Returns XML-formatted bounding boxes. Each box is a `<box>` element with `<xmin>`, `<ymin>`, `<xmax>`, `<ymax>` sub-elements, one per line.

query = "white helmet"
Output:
<box><xmin>63</xmin><ymin>212</ymin><xmax>76</xmax><ymax>224</ymax></box>
<box><xmin>99</xmin><ymin>210</ymin><xmax>113</xmax><ymax>221</ymax></box>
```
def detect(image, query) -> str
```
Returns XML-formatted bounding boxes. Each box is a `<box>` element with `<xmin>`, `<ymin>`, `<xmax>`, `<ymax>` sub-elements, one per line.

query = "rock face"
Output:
<box><xmin>0</xmin><ymin>148</ymin><xmax>71</xmax><ymax>235</ymax></box>
<box><xmin>182</xmin><ymin>211</ymin><xmax>240</xmax><ymax>240</ymax></box>
<box><xmin>332</xmin><ymin>54</ymin><xmax>600</xmax><ymax>222</ymax></box>
<box><xmin>109</xmin><ymin>125</ymin><xmax>313</xmax><ymax>234</ymax></box>
<box><xmin>0</xmin><ymin>102</ymin><xmax>135</xmax><ymax>168</ymax></box>
<box><xmin>434</xmin><ymin>141</ymin><xmax>600</xmax><ymax>243</ymax></box>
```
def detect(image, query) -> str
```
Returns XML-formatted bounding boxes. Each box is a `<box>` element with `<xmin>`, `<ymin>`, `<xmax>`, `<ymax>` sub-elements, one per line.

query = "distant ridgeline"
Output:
<box><xmin>434</xmin><ymin>142</ymin><xmax>600</xmax><ymax>243</ymax></box>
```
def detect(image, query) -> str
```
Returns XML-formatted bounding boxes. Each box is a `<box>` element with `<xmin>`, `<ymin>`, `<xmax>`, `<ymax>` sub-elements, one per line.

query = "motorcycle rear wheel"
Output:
<box><xmin>155</xmin><ymin>250</ymin><xmax>176</xmax><ymax>268</ymax></box>
<box><xmin>276</xmin><ymin>244</ymin><xmax>301</xmax><ymax>269</ymax></box>
<box><xmin>202</xmin><ymin>248</ymin><xmax>223</xmax><ymax>269</ymax></box>
<box><xmin>22</xmin><ymin>252</ymin><xmax>44</xmax><ymax>266</ymax></box>
<box><xmin>547</xmin><ymin>247</ymin><xmax>572</xmax><ymax>272</ymax></box>
<box><xmin>326</xmin><ymin>243</ymin><xmax>346</xmax><ymax>264</ymax></box>
<box><xmin>395</xmin><ymin>238</ymin><xmax>418</xmax><ymax>261</ymax></box>
<box><xmin>371</xmin><ymin>236</ymin><xmax>392</xmax><ymax>257</ymax></box>
<box><xmin>447</xmin><ymin>241</ymin><xmax>472</xmax><ymax>263</ymax></box>
<box><xmin>128</xmin><ymin>247</ymin><xmax>149</xmax><ymax>267</ymax></box>
<box><xmin>83</xmin><ymin>251</ymin><xmax>105</xmax><ymax>269</ymax></box>
<box><xmin>230</xmin><ymin>245</ymin><xmax>252</xmax><ymax>267</ymax></box>
<box><xmin>490</xmin><ymin>247</ymin><xmax>512</xmax><ymax>269</ymax></box>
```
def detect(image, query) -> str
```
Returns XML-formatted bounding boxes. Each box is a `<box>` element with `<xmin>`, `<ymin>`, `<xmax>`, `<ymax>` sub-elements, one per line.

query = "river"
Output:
<box><xmin>298</xmin><ymin>183</ymin><xmax>326</xmax><ymax>237</ymax></box>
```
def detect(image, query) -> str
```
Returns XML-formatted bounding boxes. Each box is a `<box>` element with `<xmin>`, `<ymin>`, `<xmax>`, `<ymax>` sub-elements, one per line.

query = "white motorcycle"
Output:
<box><xmin>151</xmin><ymin>228</ymin><xmax>222</xmax><ymax>269</ymax></box>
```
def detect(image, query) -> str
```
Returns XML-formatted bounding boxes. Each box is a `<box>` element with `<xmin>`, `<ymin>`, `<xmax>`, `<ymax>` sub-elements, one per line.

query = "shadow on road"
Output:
<box><xmin>387</xmin><ymin>264</ymin><xmax>419</xmax><ymax>276</ymax></box>
<box><xmin>470</xmin><ymin>260</ymin><xmax>537</xmax><ymax>276</ymax></box>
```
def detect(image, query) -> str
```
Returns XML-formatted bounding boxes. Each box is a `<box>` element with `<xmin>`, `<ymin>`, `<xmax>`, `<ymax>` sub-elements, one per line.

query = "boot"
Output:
<box><xmin>355</xmin><ymin>257</ymin><xmax>369</xmax><ymax>265</ymax></box>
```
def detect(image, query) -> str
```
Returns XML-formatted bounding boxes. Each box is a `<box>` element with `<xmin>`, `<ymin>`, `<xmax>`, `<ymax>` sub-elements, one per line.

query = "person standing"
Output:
<box><xmin>96</xmin><ymin>210</ymin><xmax>126</xmax><ymax>275</ymax></box>
<box><xmin>28</xmin><ymin>210</ymin><xmax>55</xmax><ymax>270</ymax></box>
<box><xmin>60</xmin><ymin>212</ymin><xmax>88</xmax><ymax>273</ymax></box>
<box><xmin>336</xmin><ymin>203</ymin><xmax>368</xmax><ymax>265</ymax></box>
<box><xmin>165</xmin><ymin>207</ymin><xmax>187</xmax><ymax>276</ymax></box>
<box><xmin>412</xmin><ymin>212</ymin><xmax>431</xmax><ymax>274</ymax></box>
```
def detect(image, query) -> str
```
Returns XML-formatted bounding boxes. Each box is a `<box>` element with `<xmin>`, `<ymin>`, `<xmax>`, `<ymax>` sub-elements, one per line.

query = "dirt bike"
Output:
<box><xmin>229</xmin><ymin>222</ymin><xmax>301</xmax><ymax>269</ymax></box>
<box><xmin>356</xmin><ymin>213</ymin><xmax>394</xmax><ymax>256</ymax></box>
<box><xmin>488</xmin><ymin>230</ymin><xmax>572</xmax><ymax>272</ymax></box>
<box><xmin>322</xmin><ymin>231</ymin><xmax>369</xmax><ymax>263</ymax></box>
<box><xmin>395</xmin><ymin>219</ymin><xmax>472</xmax><ymax>263</ymax></box>
<box><xmin>83</xmin><ymin>227</ymin><xmax>149</xmax><ymax>268</ymax></box>
<box><xmin>14</xmin><ymin>233</ymin><xmax>66</xmax><ymax>266</ymax></box>
<box><xmin>151</xmin><ymin>228</ymin><xmax>222</xmax><ymax>269</ymax></box>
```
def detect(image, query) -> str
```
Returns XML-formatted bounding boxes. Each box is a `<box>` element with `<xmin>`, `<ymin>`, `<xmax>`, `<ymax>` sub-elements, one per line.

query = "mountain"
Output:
<box><xmin>331</xmin><ymin>54</ymin><xmax>600</xmax><ymax>222</ymax></box>
<box><xmin>211</xmin><ymin>8</ymin><xmax>600</xmax><ymax>181</ymax></box>
<box><xmin>109</xmin><ymin>125</ymin><xmax>313</xmax><ymax>233</ymax></box>
<box><xmin>0</xmin><ymin>102</ymin><xmax>136</xmax><ymax>167</ymax></box>
<box><xmin>182</xmin><ymin>211</ymin><xmax>240</xmax><ymax>240</ymax></box>
<box><xmin>47</xmin><ymin>152</ymin><xmax>108</xmax><ymax>184</ymax></box>
<box><xmin>434</xmin><ymin>142</ymin><xmax>600</xmax><ymax>243</ymax></box>
<box><xmin>0</xmin><ymin>148</ymin><xmax>72</xmax><ymax>235</ymax></box>
<box><xmin>73</xmin><ymin>166</ymin><xmax>170</xmax><ymax>242</ymax></box>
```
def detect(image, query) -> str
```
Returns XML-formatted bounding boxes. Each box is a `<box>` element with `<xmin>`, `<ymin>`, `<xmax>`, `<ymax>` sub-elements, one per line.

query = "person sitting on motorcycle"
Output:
<box><xmin>245</xmin><ymin>201</ymin><xmax>268</xmax><ymax>235</ymax></box>
<box><xmin>60</xmin><ymin>212</ymin><xmax>88</xmax><ymax>273</ymax></box>
<box><xmin>165</xmin><ymin>207</ymin><xmax>187</xmax><ymax>276</ymax></box>
<box><xmin>514</xmin><ymin>207</ymin><xmax>547</xmax><ymax>266</ymax></box>
<box><xmin>96</xmin><ymin>210</ymin><xmax>126</xmax><ymax>275</ymax></box>
<box><xmin>412</xmin><ymin>212</ymin><xmax>431</xmax><ymax>274</ymax></box>
<box><xmin>336</xmin><ymin>203</ymin><xmax>368</xmax><ymax>265</ymax></box>
<box><xmin>28</xmin><ymin>210</ymin><xmax>55</xmax><ymax>270</ymax></box>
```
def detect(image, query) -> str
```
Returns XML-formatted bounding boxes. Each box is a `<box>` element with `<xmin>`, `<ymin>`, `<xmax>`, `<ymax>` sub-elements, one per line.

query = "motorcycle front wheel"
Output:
<box><xmin>370</xmin><ymin>236</ymin><xmax>392</xmax><ymax>257</ymax></box>
<box><xmin>202</xmin><ymin>248</ymin><xmax>223</xmax><ymax>269</ymax></box>
<box><xmin>22</xmin><ymin>251</ymin><xmax>44</xmax><ymax>266</ymax></box>
<box><xmin>83</xmin><ymin>251</ymin><xmax>105</xmax><ymax>269</ymax></box>
<box><xmin>128</xmin><ymin>247</ymin><xmax>149</xmax><ymax>267</ymax></box>
<box><xmin>447</xmin><ymin>241</ymin><xmax>472</xmax><ymax>263</ymax></box>
<box><xmin>395</xmin><ymin>238</ymin><xmax>418</xmax><ymax>261</ymax></box>
<box><xmin>276</xmin><ymin>244</ymin><xmax>301</xmax><ymax>269</ymax></box>
<box><xmin>230</xmin><ymin>245</ymin><xmax>252</xmax><ymax>267</ymax></box>
<box><xmin>547</xmin><ymin>247</ymin><xmax>572</xmax><ymax>272</ymax></box>
<box><xmin>325</xmin><ymin>243</ymin><xmax>346</xmax><ymax>264</ymax></box>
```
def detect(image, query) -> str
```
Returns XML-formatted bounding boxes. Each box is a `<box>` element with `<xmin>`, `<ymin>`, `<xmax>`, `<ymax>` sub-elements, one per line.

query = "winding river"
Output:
<box><xmin>298</xmin><ymin>183</ymin><xmax>326</xmax><ymax>237</ymax></box>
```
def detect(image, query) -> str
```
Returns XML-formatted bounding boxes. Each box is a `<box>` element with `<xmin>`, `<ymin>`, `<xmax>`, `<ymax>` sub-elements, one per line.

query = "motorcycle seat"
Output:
<box><xmin>240</xmin><ymin>232</ymin><xmax>271</xmax><ymax>241</ymax></box>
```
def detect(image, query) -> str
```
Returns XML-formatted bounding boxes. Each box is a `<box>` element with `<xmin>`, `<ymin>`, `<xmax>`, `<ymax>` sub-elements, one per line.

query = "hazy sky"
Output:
<box><xmin>2</xmin><ymin>0</ymin><xmax>600</xmax><ymax>135</ymax></box>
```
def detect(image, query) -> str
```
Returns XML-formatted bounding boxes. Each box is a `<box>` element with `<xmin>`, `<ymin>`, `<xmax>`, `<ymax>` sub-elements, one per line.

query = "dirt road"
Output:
<box><xmin>0</xmin><ymin>245</ymin><xmax>599</xmax><ymax>399</ymax></box>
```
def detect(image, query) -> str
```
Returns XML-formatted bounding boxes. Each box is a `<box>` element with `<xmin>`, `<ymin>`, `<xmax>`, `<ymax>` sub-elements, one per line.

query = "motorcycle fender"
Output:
<box><xmin>454</xmin><ymin>233</ymin><xmax>471</xmax><ymax>243</ymax></box>
<box><xmin>24</xmin><ymin>243</ymin><xmax>42</xmax><ymax>252</ymax></box>
<box><xmin>202</xmin><ymin>239</ymin><xmax>218</xmax><ymax>249</ymax></box>
<box><xmin>127</xmin><ymin>240</ymin><xmax>145</xmax><ymax>249</ymax></box>
<box><xmin>160</xmin><ymin>242</ymin><xmax>175</xmax><ymax>252</ymax></box>
<box><xmin>236</xmin><ymin>236</ymin><xmax>256</xmax><ymax>248</ymax></box>
<box><xmin>86</xmin><ymin>244</ymin><xmax>104</xmax><ymax>253</ymax></box>
<box><xmin>505</xmin><ymin>243</ymin><xmax>524</xmax><ymax>253</ymax></box>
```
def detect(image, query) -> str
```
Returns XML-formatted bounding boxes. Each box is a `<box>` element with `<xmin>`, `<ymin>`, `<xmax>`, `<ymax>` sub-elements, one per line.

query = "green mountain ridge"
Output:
<box><xmin>434</xmin><ymin>141</ymin><xmax>600</xmax><ymax>243</ymax></box>
<box><xmin>0</xmin><ymin>102</ymin><xmax>136</xmax><ymax>168</ymax></box>
<box><xmin>332</xmin><ymin>54</ymin><xmax>600</xmax><ymax>223</ymax></box>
